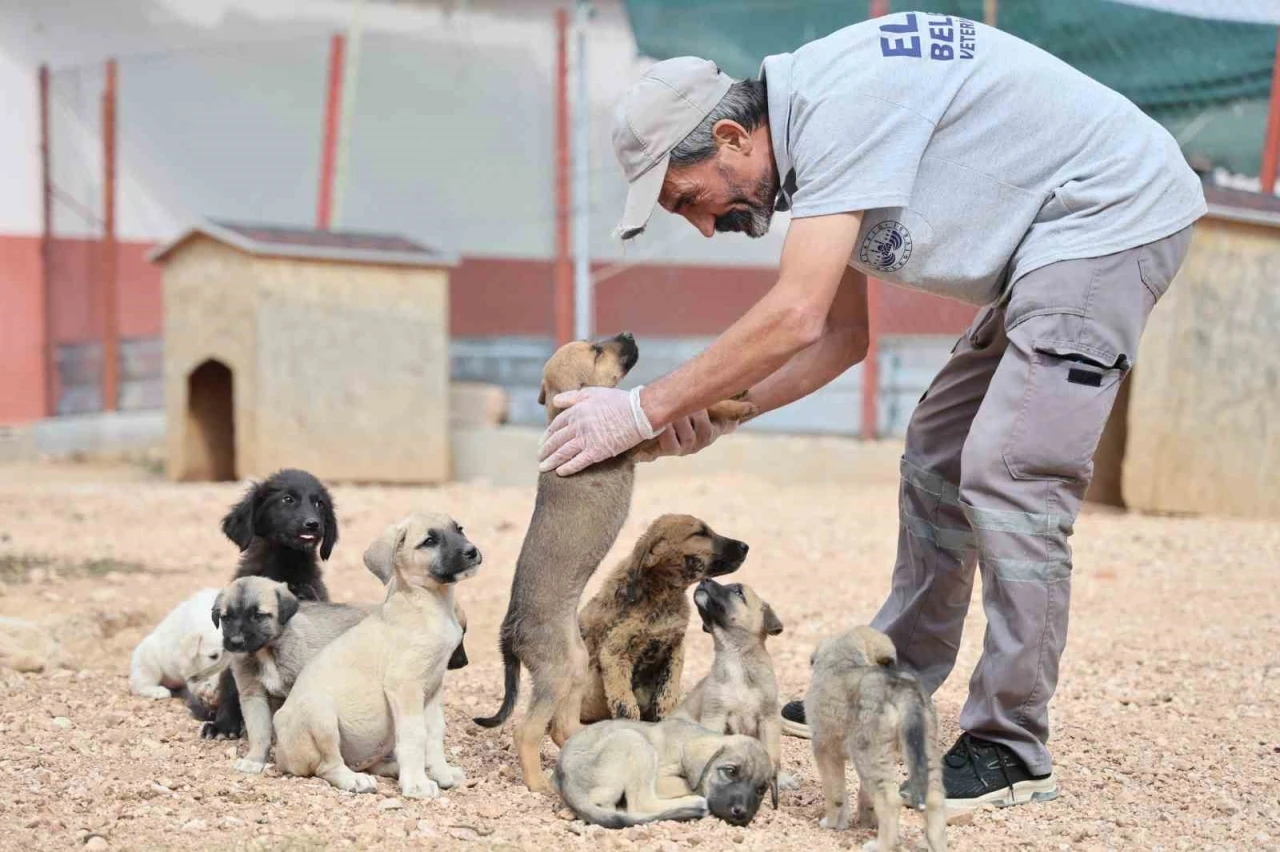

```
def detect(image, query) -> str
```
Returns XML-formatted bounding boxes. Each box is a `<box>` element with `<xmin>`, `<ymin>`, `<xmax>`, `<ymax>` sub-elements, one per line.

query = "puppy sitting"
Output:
<box><xmin>202</xmin><ymin>468</ymin><xmax>340</xmax><ymax>740</ymax></box>
<box><xmin>555</xmin><ymin>716</ymin><xmax>775</xmax><ymax>828</ymax></box>
<box><xmin>672</xmin><ymin>580</ymin><xmax>785</xmax><ymax>787</ymax></box>
<box><xmin>805</xmin><ymin>626</ymin><xmax>946</xmax><ymax>852</ymax></box>
<box><xmin>130</xmin><ymin>587</ymin><xmax>227</xmax><ymax>702</ymax></box>
<box><xmin>213</xmin><ymin>576</ymin><xmax>370</xmax><ymax>773</ymax></box>
<box><xmin>578</xmin><ymin>515</ymin><xmax>748</xmax><ymax>724</ymax></box>
<box><xmin>273</xmin><ymin>513</ymin><xmax>481</xmax><ymax>798</ymax></box>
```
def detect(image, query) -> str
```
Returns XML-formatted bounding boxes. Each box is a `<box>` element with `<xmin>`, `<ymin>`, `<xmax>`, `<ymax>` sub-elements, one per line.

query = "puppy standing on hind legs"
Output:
<box><xmin>473</xmin><ymin>332</ymin><xmax>757</xmax><ymax>793</ymax></box>
<box><xmin>805</xmin><ymin>626</ymin><xmax>946</xmax><ymax>852</ymax></box>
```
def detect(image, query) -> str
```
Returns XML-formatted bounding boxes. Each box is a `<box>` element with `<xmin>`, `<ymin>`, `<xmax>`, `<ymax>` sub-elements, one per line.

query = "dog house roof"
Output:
<box><xmin>148</xmin><ymin>219</ymin><xmax>458</xmax><ymax>268</ymax></box>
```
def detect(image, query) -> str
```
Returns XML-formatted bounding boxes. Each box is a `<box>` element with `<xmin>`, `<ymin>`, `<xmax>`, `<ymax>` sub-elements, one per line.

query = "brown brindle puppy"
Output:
<box><xmin>578</xmin><ymin>514</ymin><xmax>749</xmax><ymax>724</ymax></box>
<box><xmin>474</xmin><ymin>333</ymin><xmax>757</xmax><ymax>794</ymax></box>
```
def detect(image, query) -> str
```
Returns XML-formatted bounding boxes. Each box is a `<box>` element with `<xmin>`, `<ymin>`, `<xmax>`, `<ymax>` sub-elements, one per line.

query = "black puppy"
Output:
<box><xmin>196</xmin><ymin>469</ymin><xmax>337</xmax><ymax>739</ymax></box>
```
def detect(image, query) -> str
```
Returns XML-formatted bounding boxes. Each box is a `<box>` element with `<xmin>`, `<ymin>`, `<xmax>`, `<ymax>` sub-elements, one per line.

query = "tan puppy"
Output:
<box><xmin>474</xmin><ymin>332</ymin><xmax>756</xmax><ymax>793</ymax></box>
<box><xmin>273</xmin><ymin>513</ymin><xmax>481</xmax><ymax>798</ymax></box>
<box><xmin>578</xmin><ymin>515</ymin><xmax>749</xmax><ymax>724</ymax></box>
<box><xmin>672</xmin><ymin>579</ymin><xmax>785</xmax><ymax>785</ymax></box>
<box><xmin>212</xmin><ymin>577</ymin><xmax>370</xmax><ymax>774</ymax></box>
<box><xmin>805</xmin><ymin>626</ymin><xmax>946</xmax><ymax>852</ymax></box>
<box><xmin>554</xmin><ymin>717</ymin><xmax>775</xmax><ymax>828</ymax></box>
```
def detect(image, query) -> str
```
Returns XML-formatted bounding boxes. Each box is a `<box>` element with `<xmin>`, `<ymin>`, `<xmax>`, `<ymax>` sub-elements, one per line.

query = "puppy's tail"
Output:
<box><xmin>473</xmin><ymin>635</ymin><xmax>520</xmax><ymax>728</ymax></box>
<box><xmin>901</xmin><ymin>691</ymin><xmax>948</xmax><ymax>850</ymax></box>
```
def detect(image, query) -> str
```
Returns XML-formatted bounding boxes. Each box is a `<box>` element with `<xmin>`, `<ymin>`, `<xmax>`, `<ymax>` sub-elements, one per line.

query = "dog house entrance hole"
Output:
<box><xmin>185</xmin><ymin>359</ymin><xmax>235</xmax><ymax>481</ymax></box>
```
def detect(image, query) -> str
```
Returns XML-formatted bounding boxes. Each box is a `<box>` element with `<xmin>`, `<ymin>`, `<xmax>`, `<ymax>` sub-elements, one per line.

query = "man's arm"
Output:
<box><xmin>639</xmin><ymin>211</ymin><xmax>864</xmax><ymax>429</ymax></box>
<box><xmin>744</xmin><ymin>265</ymin><xmax>869</xmax><ymax>416</ymax></box>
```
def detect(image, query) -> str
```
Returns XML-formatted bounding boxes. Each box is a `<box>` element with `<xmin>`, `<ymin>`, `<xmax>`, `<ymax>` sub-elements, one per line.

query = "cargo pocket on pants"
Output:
<box><xmin>1003</xmin><ymin>334</ymin><xmax>1131</xmax><ymax>483</ymax></box>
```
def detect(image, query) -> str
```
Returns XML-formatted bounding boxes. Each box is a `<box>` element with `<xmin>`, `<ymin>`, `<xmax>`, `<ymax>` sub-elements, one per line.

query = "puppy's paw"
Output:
<box><xmin>138</xmin><ymin>686</ymin><xmax>173</xmax><ymax>700</ymax></box>
<box><xmin>819</xmin><ymin>809</ymin><xmax>850</xmax><ymax>831</ymax></box>
<box><xmin>860</xmin><ymin>841</ymin><xmax>883</xmax><ymax>852</ymax></box>
<box><xmin>707</xmin><ymin>397</ymin><xmax>758</xmax><ymax>424</ymax></box>
<box><xmin>350</xmin><ymin>773</ymin><xmax>379</xmax><ymax>794</ymax></box>
<box><xmin>400</xmin><ymin>772</ymin><xmax>440</xmax><ymax>799</ymax></box>
<box><xmin>234</xmin><ymin>758</ymin><xmax>267</xmax><ymax>774</ymax></box>
<box><xmin>430</xmin><ymin>763</ymin><xmax>466</xmax><ymax>789</ymax></box>
<box><xmin>777</xmin><ymin>771</ymin><xmax>800</xmax><ymax>792</ymax></box>
<box><xmin>200</xmin><ymin>721</ymin><xmax>242</xmax><ymax>740</ymax></box>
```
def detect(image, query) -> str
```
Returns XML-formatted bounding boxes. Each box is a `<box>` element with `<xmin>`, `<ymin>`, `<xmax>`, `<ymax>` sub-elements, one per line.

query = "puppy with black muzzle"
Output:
<box><xmin>273</xmin><ymin>512</ymin><xmax>480</xmax><ymax>798</ymax></box>
<box><xmin>213</xmin><ymin>576</ymin><xmax>371</xmax><ymax>773</ymax></box>
<box><xmin>672</xmin><ymin>580</ymin><xmax>786</xmax><ymax>789</ymax></box>
<box><xmin>554</xmin><ymin>716</ymin><xmax>774</xmax><ymax>828</ymax></box>
<box><xmin>579</xmin><ymin>514</ymin><xmax>749</xmax><ymax>724</ymax></box>
<box><xmin>805</xmin><ymin>626</ymin><xmax>946</xmax><ymax>852</ymax></box>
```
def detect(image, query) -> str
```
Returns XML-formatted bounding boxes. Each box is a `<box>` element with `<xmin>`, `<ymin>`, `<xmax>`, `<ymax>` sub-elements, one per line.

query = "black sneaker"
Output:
<box><xmin>943</xmin><ymin>733</ymin><xmax>1058</xmax><ymax>810</ymax></box>
<box><xmin>780</xmin><ymin>700</ymin><xmax>811</xmax><ymax>739</ymax></box>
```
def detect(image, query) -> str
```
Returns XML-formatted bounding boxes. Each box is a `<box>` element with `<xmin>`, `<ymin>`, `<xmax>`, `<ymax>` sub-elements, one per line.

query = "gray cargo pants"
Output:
<box><xmin>870</xmin><ymin>225</ymin><xmax>1195</xmax><ymax>775</ymax></box>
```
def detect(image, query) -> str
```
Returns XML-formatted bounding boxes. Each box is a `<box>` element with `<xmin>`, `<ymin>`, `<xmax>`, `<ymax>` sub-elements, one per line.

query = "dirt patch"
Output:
<box><xmin>0</xmin><ymin>468</ymin><xmax>1277</xmax><ymax>851</ymax></box>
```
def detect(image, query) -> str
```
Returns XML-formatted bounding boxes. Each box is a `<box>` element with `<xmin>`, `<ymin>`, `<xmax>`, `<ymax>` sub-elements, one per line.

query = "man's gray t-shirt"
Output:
<box><xmin>759</xmin><ymin>12</ymin><xmax>1207</xmax><ymax>306</ymax></box>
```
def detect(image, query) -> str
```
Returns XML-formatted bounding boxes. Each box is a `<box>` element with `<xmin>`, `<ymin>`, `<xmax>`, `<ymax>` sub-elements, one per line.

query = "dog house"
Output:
<box><xmin>150</xmin><ymin>220</ymin><xmax>457</xmax><ymax>484</ymax></box>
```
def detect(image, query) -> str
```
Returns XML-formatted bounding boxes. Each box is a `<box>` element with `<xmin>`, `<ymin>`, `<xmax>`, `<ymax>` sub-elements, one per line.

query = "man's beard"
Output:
<box><xmin>714</xmin><ymin>164</ymin><xmax>780</xmax><ymax>238</ymax></box>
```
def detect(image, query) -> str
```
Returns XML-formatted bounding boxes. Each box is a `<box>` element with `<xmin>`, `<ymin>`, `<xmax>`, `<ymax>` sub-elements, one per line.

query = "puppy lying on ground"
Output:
<box><xmin>274</xmin><ymin>513</ymin><xmax>480</xmax><ymax>798</ymax></box>
<box><xmin>201</xmin><ymin>468</ymin><xmax>340</xmax><ymax>739</ymax></box>
<box><xmin>578</xmin><ymin>515</ymin><xmax>749</xmax><ymax>724</ymax></box>
<box><xmin>805</xmin><ymin>626</ymin><xmax>946</xmax><ymax>852</ymax></box>
<box><xmin>130</xmin><ymin>587</ymin><xmax>227</xmax><ymax>702</ymax></box>
<box><xmin>213</xmin><ymin>576</ymin><xmax>370</xmax><ymax>773</ymax></box>
<box><xmin>672</xmin><ymin>579</ymin><xmax>786</xmax><ymax>788</ymax></box>
<box><xmin>475</xmin><ymin>333</ymin><xmax>756</xmax><ymax>793</ymax></box>
<box><xmin>555</xmin><ymin>716</ymin><xmax>774</xmax><ymax>828</ymax></box>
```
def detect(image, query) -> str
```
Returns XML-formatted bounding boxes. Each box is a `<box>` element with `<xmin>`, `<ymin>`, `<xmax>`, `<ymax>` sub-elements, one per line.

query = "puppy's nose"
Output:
<box><xmin>732</xmin><ymin>541</ymin><xmax>749</xmax><ymax>557</ymax></box>
<box><xmin>730</xmin><ymin>804</ymin><xmax>747</xmax><ymax>820</ymax></box>
<box><xmin>304</xmin><ymin>518</ymin><xmax>320</xmax><ymax>532</ymax></box>
<box><xmin>463</xmin><ymin>545</ymin><xmax>480</xmax><ymax>563</ymax></box>
<box><xmin>227</xmin><ymin>635</ymin><xmax>245</xmax><ymax>648</ymax></box>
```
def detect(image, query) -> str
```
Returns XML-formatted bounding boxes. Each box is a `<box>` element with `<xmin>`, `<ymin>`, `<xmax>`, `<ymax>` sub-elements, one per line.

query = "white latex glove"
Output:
<box><xmin>537</xmin><ymin>385</ymin><xmax>658</xmax><ymax>476</ymax></box>
<box><xmin>653</xmin><ymin>408</ymin><xmax>737</xmax><ymax>459</ymax></box>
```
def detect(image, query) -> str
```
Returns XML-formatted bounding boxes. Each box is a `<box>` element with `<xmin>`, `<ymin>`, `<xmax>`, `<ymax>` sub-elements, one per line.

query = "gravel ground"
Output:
<box><xmin>0</xmin><ymin>459</ymin><xmax>1277</xmax><ymax>852</ymax></box>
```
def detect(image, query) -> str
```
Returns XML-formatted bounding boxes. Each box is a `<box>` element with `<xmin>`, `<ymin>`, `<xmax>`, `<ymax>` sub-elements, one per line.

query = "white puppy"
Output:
<box><xmin>130</xmin><ymin>588</ymin><xmax>227</xmax><ymax>700</ymax></box>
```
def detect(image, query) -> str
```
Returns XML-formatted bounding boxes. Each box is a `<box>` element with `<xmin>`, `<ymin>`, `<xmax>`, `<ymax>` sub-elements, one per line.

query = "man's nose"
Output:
<box><xmin>686</xmin><ymin>212</ymin><xmax>715</xmax><ymax>238</ymax></box>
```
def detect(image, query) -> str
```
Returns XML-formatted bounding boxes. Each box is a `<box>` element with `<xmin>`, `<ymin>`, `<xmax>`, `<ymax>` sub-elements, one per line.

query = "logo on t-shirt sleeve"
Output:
<box><xmin>879</xmin><ymin>13</ymin><xmax>977</xmax><ymax>60</ymax></box>
<box><xmin>859</xmin><ymin>221</ymin><xmax>913</xmax><ymax>272</ymax></box>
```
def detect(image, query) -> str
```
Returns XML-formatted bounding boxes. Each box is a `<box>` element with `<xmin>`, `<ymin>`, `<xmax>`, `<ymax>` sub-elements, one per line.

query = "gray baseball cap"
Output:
<box><xmin>611</xmin><ymin>56</ymin><xmax>735</xmax><ymax>240</ymax></box>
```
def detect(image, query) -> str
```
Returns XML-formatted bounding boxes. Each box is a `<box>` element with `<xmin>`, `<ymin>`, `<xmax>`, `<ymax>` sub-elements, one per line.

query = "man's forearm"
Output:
<box><xmin>639</xmin><ymin>288</ymin><xmax>824</xmax><ymax>429</ymax></box>
<box><xmin>746</xmin><ymin>324</ymin><xmax>868</xmax><ymax>415</ymax></box>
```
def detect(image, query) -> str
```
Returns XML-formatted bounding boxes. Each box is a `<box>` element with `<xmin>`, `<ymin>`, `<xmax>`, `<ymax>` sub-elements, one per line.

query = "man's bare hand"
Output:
<box><xmin>651</xmin><ymin>408</ymin><xmax>737</xmax><ymax>460</ymax></box>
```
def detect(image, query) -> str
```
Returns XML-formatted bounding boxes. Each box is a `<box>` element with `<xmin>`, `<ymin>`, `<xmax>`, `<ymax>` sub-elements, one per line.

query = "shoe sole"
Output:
<box><xmin>780</xmin><ymin>717</ymin><xmax>811</xmax><ymax>740</ymax></box>
<box><xmin>945</xmin><ymin>774</ymin><xmax>1058</xmax><ymax>811</ymax></box>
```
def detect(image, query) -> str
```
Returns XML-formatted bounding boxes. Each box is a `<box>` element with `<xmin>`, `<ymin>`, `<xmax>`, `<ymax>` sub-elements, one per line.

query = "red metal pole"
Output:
<box><xmin>861</xmin><ymin>0</ymin><xmax>888</xmax><ymax>440</ymax></box>
<box><xmin>317</xmin><ymin>34</ymin><xmax>345</xmax><ymax>230</ymax></box>
<box><xmin>39</xmin><ymin>64</ymin><xmax>55</xmax><ymax>418</ymax></box>
<box><xmin>1260</xmin><ymin>30</ymin><xmax>1280</xmax><ymax>195</ymax></box>
<box><xmin>553</xmin><ymin>8</ymin><xmax>574</xmax><ymax>348</ymax></box>
<box><xmin>101</xmin><ymin>59</ymin><xmax>119</xmax><ymax>413</ymax></box>
<box><xmin>861</xmin><ymin>277</ymin><xmax>880</xmax><ymax>440</ymax></box>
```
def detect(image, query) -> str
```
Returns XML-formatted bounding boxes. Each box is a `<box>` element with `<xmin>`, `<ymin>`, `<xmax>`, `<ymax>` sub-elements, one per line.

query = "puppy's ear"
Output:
<box><xmin>221</xmin><ymin>482</ymin><xmax>262</xmax><ymax>551</ymax></box>
<box><xmin>771</xmin><ymin>773</ymin><xmax>779</xmax><ymax>810</ymax></box>
<box><xmin>210</xmin><ymin>591</ymin><xmax>224</xmax><ymax>628</ymax></box>
<box><xmin>537</xmin><ymin>382</ymin><xmax>547</xmax><ymax>406</ymax></box>
<box><xmin>868</xmin><ymin>630</ymin><xmax>897</xmax><ymax>666</ymax></box>
<box><xmin>363</xmin><ymin>521</ymin><xmax>407</xmax><ymax>585</ymax></box>
<box><xmin>275</xmin><ymin>587</ymin><xmax>299</xmax><ymax>626</ymax></box>
<box><xmin>692</xmin><ymin>745</ymin><xmax>728</xmax><ymax>794</ymax></box>
<box><xmin>179</xmin><ymin>631</ymin><xmax>202</xmax><ymax>661</ymax></box>
<box><xmin>319</xmin><ymin>487</ymin><xmax>339</xmax><ymax>561</ymax></box>
<box><xmin>761</xmin><ymin>603</ymin><xmax>784</xmax><ymax>636</ymax></box>
<box><xmin>618</xmin><ymin>524</ymin><xmax>661</xmax><ymax>606</ymax></box>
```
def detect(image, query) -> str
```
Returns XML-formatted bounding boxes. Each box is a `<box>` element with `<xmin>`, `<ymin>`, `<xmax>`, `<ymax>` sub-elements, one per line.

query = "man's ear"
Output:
<box><xmin>711</xmin><ymin>118</ymin><xmax>752</xmax><ymax>154</ymax></box>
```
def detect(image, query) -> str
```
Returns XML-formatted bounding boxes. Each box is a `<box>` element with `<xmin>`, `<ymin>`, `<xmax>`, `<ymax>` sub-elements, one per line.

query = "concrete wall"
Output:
<box><xmin>1123</xmin><ymin>214</ymin><xmax>1280</xmax><ymax>520</ymax></box>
